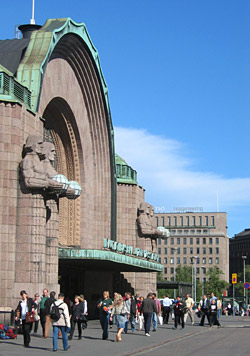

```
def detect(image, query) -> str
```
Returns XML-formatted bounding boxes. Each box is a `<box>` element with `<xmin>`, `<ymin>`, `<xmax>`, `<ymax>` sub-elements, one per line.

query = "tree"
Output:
<box><xmin>235</xmin><ymin>265</ymin><xmax>250</xmax><ymax>297</ymax></box>
<box><xmin>204</xmin><ymin>266</ymin><xmax>228</xmax><ymax>297</ymax></box>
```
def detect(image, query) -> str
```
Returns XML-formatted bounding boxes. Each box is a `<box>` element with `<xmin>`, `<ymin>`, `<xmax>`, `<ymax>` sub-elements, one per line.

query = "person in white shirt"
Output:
<box><xmin>184</xmin><ymin>294</ymin><xmax>194</xmax><ymax>325</ymax></box>
<box><xmin>162</xmin><ymin>296</ymin><xmax>172</xmax><ymax>324</ymax></box>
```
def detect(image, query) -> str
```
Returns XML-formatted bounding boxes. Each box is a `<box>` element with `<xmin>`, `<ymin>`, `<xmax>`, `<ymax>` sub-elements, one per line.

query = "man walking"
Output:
<box><xmin>141</xmin><ymin>292</ymin><xmax>157</xmax><ymax>336</ymax></box>
<box><xmin>152</xmin><ymin>293</ymin><xmax>161</xmax><ymax>331</ymax></box>
<box><xmin>162</xmin><ymin>295</ymin><xmax>172</xmax><ymax>324</ymax></box>
<box><xmin>184</xmin><ymin>294</ymin><xmax>194</xmax><ymax>325</ymax></box>
<box><xmin>199</xmin><ymin>294</ymin><xmax>211</xmax><ymax>327</ymax></box>
<box><xmin>51</xmin><ymin>293</ymin><xmax>70</xmax><ymax>352</ymax></box>
<box><xmin>40</xmin><ymin>288</ymin><xmax>49</xmax><ymax>337</ymax></box>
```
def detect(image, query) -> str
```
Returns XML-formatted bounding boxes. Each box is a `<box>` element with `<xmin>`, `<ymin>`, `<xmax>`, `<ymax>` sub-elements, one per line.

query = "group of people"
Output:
<box><xmin>15</xmin><ymin>288</ymin><xmax>88</xmax><ymax>351</ymax></box>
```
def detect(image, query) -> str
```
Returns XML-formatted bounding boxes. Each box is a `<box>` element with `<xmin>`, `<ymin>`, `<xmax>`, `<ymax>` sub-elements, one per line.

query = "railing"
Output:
<box><xmin>0</xmin><ymin>309</ymin><xmax>15</xmax><ymax>325</ymax></box>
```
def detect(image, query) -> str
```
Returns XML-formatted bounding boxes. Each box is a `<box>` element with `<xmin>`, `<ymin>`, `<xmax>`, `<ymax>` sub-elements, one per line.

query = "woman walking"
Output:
<box><xmin>15</xmin><ymin>290</ymin><xmax>36</xmax><ymax>348</ymax></box>
<box><xmin>110</xmin><ymin>293</ymin><xmax>129</xmax><ymax>342</ymax></box>
<box><xmin>69</xmin><ymin>296</ymin><xmax>84</xmax><ymax>340</ymax></box>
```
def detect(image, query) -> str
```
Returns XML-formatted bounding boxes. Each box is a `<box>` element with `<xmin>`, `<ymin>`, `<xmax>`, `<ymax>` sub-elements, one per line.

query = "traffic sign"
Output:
<box><xmin>244</xmin><ymin>282</ymin><xmax>250</xmax><ymax>289</ymax></box>
<box><xmin>232</xmin><ymin>273</ymin><xmax>237</xmax><ymax>284</ymax></box>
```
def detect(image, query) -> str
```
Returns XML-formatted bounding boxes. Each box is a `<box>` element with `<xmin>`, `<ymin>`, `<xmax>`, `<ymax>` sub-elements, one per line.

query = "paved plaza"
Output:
<box><xmin>0</xmin><ymin>315</ymin><xmax>249</xmax><ymax>356</ymax></box>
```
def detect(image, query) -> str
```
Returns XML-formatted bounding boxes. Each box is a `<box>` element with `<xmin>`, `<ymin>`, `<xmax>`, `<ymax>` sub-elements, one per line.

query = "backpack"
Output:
<box><xmin>50</xmin><ymin>302</ymin><xmax>64</xmax><ymax>321</ymax></box>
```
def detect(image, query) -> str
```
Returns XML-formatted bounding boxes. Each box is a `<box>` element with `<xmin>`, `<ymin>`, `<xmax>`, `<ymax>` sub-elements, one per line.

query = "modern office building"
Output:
<box><xmin>229</xmin><ymin>229</ymin><xmax>250</xmax><ymax>282</ymax></box>
<box><xmin>154</xmin><ymin>211</ymin><xmax>229</xmax><ymax>283</ymax></box>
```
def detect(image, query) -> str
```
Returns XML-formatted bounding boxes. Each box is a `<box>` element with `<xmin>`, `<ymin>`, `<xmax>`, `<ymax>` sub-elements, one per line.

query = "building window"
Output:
<box><xmin>191</xmin><ymin>230</ymin><xmax>195</xmax><ymax>234</ymax></box>
<box><xmin>159</xmin><ymin>257</ymin><xmax>161</xmax><ymax>263</ymax></box>
<box><xmin>209</xmin><ymin>238</ymin><xmax>213</xmax><ymax>245</ymax></box>
<box><xmin>209</xmin><ymin>248</ymin><xmax>212</xmax><ymax>254</ymax></box>
<box><xmin>183</xmin><ymin>247</ymin><xmax>187</xmax><ymax>254</ymax></box>
<box><xmin>203</xmin><ymin>277</ymin><xmax>206</xmax><ymax>283</ymax></box>
<box><xmin>216</xmin><ymin>238</ymin><xmax>219</xmax><ymax>245</ymax></box>
<box><xmin>196</xmin><ymin>257</ymin><xmax>200</xmax><ymax>264</ymax></box>
<box><xmin>168</xmin><ymin>216</ymin><xmax>171</xmax><ymax>226</ymax></box>
<box><xmin>161</xmin><ymin>216</ymin><xmax>165</xmax><ymax>226</ymax></box>
<box><xmin>177</xmin><ymin>248</ymin><xmax>180</xmax><ymax>254</ymax></box>
<box><xmin>158</xmin><ymin>238</ymin><xmax>162</xmax><ymax>245</ymax></box>
<box><xmin>186</xmin><ymin>216</ymin><xmax>190</xmax><ymax>226</ymax></box>
<box><xmin>196</xmin><ymin>238</ymin><xmax>200</xmax><ymax>244</ymax></box>
<box><xmin>170</xmin><ymin>258</ymin><xmax>174</xmax><ymax>264</ymax></box>
<box><xmin>196</xmin><ymin>247</ymin><xmax>200</xmax><ymax>254</ymax></box>
<box><xmin>164</xmin><ymin>239</ymin><xmax>168</xmax><ymax>245</ymax></box>
<box><xmin>171</xmin><ymin>238</ymin><xmax>174</xmax><ymax>245</ymax></box>
<box><xmin>205</xmin><ymin>216</ymin><xmax>208</xmax><ymax>226</ymax></box>
<box><xmin>183</xmin><ymin>238</ymin><xmax>187</xmax><ymax>244</ymax></box>
<box><xmin>190</xmin><ymin>247</ymin><xmax>193</xmax><ymax>254</ymax></box>
<box><xmin>177</xmin><ymin>257</ymin><xmax>180</xmax><ymax>264</ymax></box>
<box><xmin>202</xmin><ymin>267</ymin><xmax>206</xmax><ymax>273</ymax></box>
<box><xmin>203</xmin><ymin>248</ymin><xmax>206</xmax><ymax>254</ymax></box>
<box><xmin>199</xmin><ymin>216</ymin><xmax>202</xmax><ymax>226</ymax></box>
<box><xmin>164</xmin><ymin>267</ymin><xmax>167</xmax><ymax>274</ymax></box>
<box><xmin>196</xmin><ymin>267</ymin><xmax>200</xmax><ymax>274</ymax></box>
<box><xmin>174</xmin><ymin>216</ymin><xmax>177</xmax><ymax>226</ymax></box>
<box><xmin>192</xmin><ymin>216</ymin><xmax>195</xmax><ymax>226</ymax></box>
<box><xmin>171</xmin><ymin>267</ymin><xmax>174</xmax><ymax>274</ymax></box>
<box><xmin>197</xmin><ymin>230</ymin><xmax>201</xmax><ymax>234</ymax></box>
<box><xmin>171</xmin><ymin>248</ymin><xmax>174</xmax><ymax>255</ymax></box>
<box><xmin>164</xmin><ymin>248</ymin><xmax>167</xmax><ymax>254</ymax></box>
<box><xmin>203</xmin><ymin>238</ymin><xmax>206</xmax><ymax>244</ymax></box>
<box><xmin>178</xmin><ymin>230</ymin><xmax>182</xmax><ymax>235</ymax></box>
<box><xmin>211</xmin><ymin>216</ymin><xmax>215</xmax><ymax>226</ymax></box>
<box><xmin>183</xmin><ymin>257</ymin><xmax>187</xmax><ymax>264</ymax></box>
<box><xmin>216</xmin><ymin>258</ymin><xmax>219</xmax><ymax>264</ymax></box>
<box><xmin>172</xmin><ymin>230</ymin><xmax>176</xmax><ymax>235</ymax></box>
<box><xmin>155</xmin><ymin>217</ymin><xmax>159</xmax><ymax>227</ymax></box>
<box><xmin>203</xmin><ymin>230</ymin><xmax>208</xmax><ymax>234</ymax></box>
<box><xmin>180</xmin><ymin>216</ymin><xmax>183</xmax><ymax>226</ymax></box>
<box><xmin>164</xmin><ymin>257</ymin><xmax>167</xmax><ymax>264</ymax></box>
<box><xmin>216</xmin><ymin>248</ymin><xmax>219</xmax><ymax>254</ymax></box>
<box><xmin>177</xmin><ymin>237</ymin><xmax>180</xmax><ymax>244</ymax></box>
<box><xmin>184</xmin><ymin>230</ymin><xmax>189</xmax><ymax>234</ymax></box>
<box><xmin>158</xmin><ymin>248</ymin><xmax>161</xmax><ymax>254</ymax></box>
<box><xmin>202</xmin><ymin>257</ymin><xmax>206</xmax><ymax>264</ymax></box>
<box><xmin>209</xmin><ymin>257</ymin><xmax>213</xmax><ymax>264</ymax></box>
<box><xmin>190</xmin><ymin>237</ymin><xmax>193</xmax><ymax>244</ymax></box>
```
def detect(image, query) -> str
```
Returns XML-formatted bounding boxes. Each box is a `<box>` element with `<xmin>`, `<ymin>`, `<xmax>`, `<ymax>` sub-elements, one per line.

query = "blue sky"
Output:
<box><xmin>1</xmin><ymin>0</ymin><xmax>250</xmax><ymax>237</ymax></box>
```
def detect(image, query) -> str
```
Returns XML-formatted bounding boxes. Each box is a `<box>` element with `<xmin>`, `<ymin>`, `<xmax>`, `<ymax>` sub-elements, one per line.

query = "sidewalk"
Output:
<box><xmin>1</xmin><ymin>315</ymin><xmax>250</xmax><ymax>356</ymax></box>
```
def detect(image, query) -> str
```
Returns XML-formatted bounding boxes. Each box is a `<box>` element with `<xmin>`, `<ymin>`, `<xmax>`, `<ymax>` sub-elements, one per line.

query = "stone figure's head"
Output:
<box><xmin>25</xmin><ymin>135</ymin><xmax>43</xmax><ymax>155</ymax></box>
<box><xmin>138</xmin><ymin>202</ymin><xmax>148</xmax><ymax>214</ymax></box>
<box><xmin>42</xmin><ymin>142</ymin><xmax>56</xmax><ymax>162</ymax></box>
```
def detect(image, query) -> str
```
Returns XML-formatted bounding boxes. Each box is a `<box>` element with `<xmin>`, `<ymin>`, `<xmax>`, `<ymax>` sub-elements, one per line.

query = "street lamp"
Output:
<box><xmin>191</xmin><ymin>256</ymin><xmax>198</xmax><ymax>304</ymax></box>
<box><xmin>201</xmin><ymin>266</ymin><xmax>206</xmax><ymax>296</ymax></box>
<box><xmin>173</xmin><ymin>247</ymin><xmax>178</xmax><ymax>299</ymax></box>
<box><xmin>242</xmin><ymin>256</ymin><xmax>247</xmax><ymax>306</ymax></box>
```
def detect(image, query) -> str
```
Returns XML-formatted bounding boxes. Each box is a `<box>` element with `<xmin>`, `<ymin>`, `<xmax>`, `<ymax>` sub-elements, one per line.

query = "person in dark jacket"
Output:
<box><xmin>209</xmin><ymin>299</ymin><xmax>221</xmax><ymax>327</ymax></box>
<box><xmin>172</xmin><ymin>296</ymin><xmax>185</xmax><ymax>330</ymax></box>
<box><xmin>141</xmin><ymin>292</ymin><xmax>157</xmax><ymax>336</ymax></box>
<box><xmin>15</xmin><ymin>290</ymin><xmax>36</xmax><ymax>348</ymax></box>
<box><xmin>199</xmin><ymin>294</ymin><xmax>212</xmax><ymax>326</ymax></box>
<box><xmin>124</xmin><ymin>292</ymin><xmax>136</xmax><ymax>333</ymax></box>
<box><xmin>44</xmin><ymin>291</ymin><xmax>57</xmax><ymax>338</ymax></box>
<box><xmin>69</xmin><ymin>295</ymin><xmax>84</xmax><ymax>340</ymax></box>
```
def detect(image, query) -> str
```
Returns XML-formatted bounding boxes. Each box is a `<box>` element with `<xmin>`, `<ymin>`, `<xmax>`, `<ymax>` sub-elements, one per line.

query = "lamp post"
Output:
<box><xmin>173</xmin><ymin>247</ymin><xmax>178</xmax><ymax>299</ymax></box>
<box><xmin>242</xmin><ymin>256</ymin><xmax>247</xmax><ymax>307</ymax></box>
<box><xmin>191</xmin><ymin>256</ymin><xmax>198</xmax><ymax>304</ymax></box>
<box><xmin>201</xmin><ymin>266</ymin><xmax>206</xmax><ymax>296</ymax></box>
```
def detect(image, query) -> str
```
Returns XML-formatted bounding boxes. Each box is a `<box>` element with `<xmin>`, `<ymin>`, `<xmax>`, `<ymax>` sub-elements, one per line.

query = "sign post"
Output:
<box><xmin>244</xmin><ymin>282</ymin><xmax>250</xmax><ymax>308</ymax></box>
<box><xmin>232</xmin><ymin>273</ymin><xmax>237</xmax><ymax>317</ymax></box>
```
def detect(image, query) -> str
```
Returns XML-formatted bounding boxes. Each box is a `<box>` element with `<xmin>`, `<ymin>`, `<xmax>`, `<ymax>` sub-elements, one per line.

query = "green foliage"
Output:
<box><xmin>204</xmin><ymin>266</ymin><xmax>228</xmax><ymax>297</ymax></box>
<box><xmin>175</xmin><ymin>265</ymin><xmax>192</xmax><ymax>282</ymax></box>
<box><xmin>235</xmin><ymin>265</ymin><xmax>250</xmax><ymax>297</ymax></box>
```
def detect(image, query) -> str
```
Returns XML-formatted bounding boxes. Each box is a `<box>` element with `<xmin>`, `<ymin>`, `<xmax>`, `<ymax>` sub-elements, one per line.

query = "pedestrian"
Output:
<box><xmin>51</xmin><ymin>293</ymin><xmax>71</xmax><ymax>352</ymax></box>
<box><xmin>141</xmin><ymin>292</ymin><xmax>157</xmax><ymax>336</ymax></box>
<box><xmin>124</xmin><ymin>292</ymin><xmax>136</xmax><ymax>334</ymax></box>
<box><xmin>210</xmin><ymin>292</ymin><xmax>217</xmax><ymax>304</ymax></box>
<box><xmin>152</xmin><ymin>293</ymin><xmax>161</xmax><ymax>331</ymax></box>
<box><xmin>32</xmin><ymin>293</ymin><xmax>40</xmax><ymax>333</ymax></box>
<box><xmin>79</xmin><ymin>294</ymin><xmax>88</xmax><ymax>330</ymax></box>
<box><xmin>209</xmin><ymin>299</ymin><xmax>221</xmax><ymax>327</ymax></box>
<box><xmin>15</xmin><ymin>290</ymin><xmax>36</xmax><ymax>348</ymax></box>
<box><xmin>217</xmin><ymin>299</ymin><xmax>222</xmax><ymax>319</ymax></box>
<box><xmin>162</xmin><ymin>295</ymin><xmax>172</xmax><ymax>324</ymax></box>
<box><xmin>97</xmin><ymin>291</ymin><xmax>113</xmax><ymax>340</ymax></box>
<box><xmin>44</xmin><ymin>291</ymin><xmax>56</xmax><ymax>338</ymax></box>
<box><xmin>227</xmin><ymin>302</ymin><xmax>232</xmax><ymax>316</ymax></box>
<box><xmin>39</xmin><ymin>288</ymin><xmax>49</xmax><ymax>337</ymax></box>
<box><xmin>184</xmin><ymin>294</ymin><xmax>194</xmax><ymax>325</ymax></box>
<box><xmin>68</xmin><ymin>295</ymin><xmax>84</xmax><ymax>340</ymax></box>
<box><xmin>172</xmin><ymin>296</ymin><xmax>185</xmax><ymax>330</ymax></box>
<box><xmin>137</xmin><ymin>296</ymin><xmax>144</xmax><ymax>331</ymax></box>
<box><xmin>199</xmin><ymin>294</ymin><xmax>211</xmax><ymax>326</ymax></box>
<box><xmin>110</xmin><ymin>293</ymin><xmax>129</xmax><ymax>342</ymax></box>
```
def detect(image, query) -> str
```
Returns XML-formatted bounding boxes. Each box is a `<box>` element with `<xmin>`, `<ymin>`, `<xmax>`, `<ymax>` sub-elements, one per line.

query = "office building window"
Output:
<box><xmin>203</xmin><ymin>277</ymin><xmax>206</xmax><ymax>283</ymax></box>
<box><xmin>171</xmin><ymin>248</ymin><xmax>174</xmax><ymax>255</ymax></box>
<box><xmin>203</xmin><ymin>248</ymin><xmax>206</xmax><ymax>254</ymax></box>
<box><xmin>183</xmin><ymin>257</ymin><xmax>187</xmax><ymax>264</ymax></box>
<box><xmin>177</xmin><ymin>257</ymin><xmax>180</xmax><ymax>264</ymax></box>
<box><xmin>186</xmin><ymin>216</ymin><xmax>190</xmax><ymax>226</ymax></box>
<box><xmin>216</xmin><ymin>248</ymin><xmax>219</xmax><ymax>254</ymax></box>
<box><xmin>164</xmin><ymin>239</ymin><xmax>168</xmax><ymax>245</ymax></box>
<box><xmin>196</xmin><ymin>238</ymin><xmax>200</xmax><ymax>244</ymax></box>
<box><xmin>184</xmin><ymin>230</ymin><xmax>189</xmax><ymax>234</ymax></box>
<box><xmin>183</xmin><ymin>238</ymin><xmax>187</xmax><ymax>244</ymax></box>
<box><xmin>158</xmin><ymin>238</ymin><xmax>162</xmax><ymax>245</ymax></box>
<box><xmin>196</xmin><ymin>257</ymin><xmax>200</xmax><ymax>264</ymax></box>
<box><xmin>164</xmin><ymin>267</ymin><xmax>167</xmax><ymax>274</ymax></box>
<box><xmin>196</xmin><ymin>247</ymin><xmax>200</xmax><ymax>254</ymax></box>
<box><xmin>177</xmin><ymin>237</ymin><xmax>180</xmax><ymax>244</ymax></box>
<box><xmin>180</xmin><ymin>216</ymin><xmax>183</xmax><ymax>226</ymax></box>
<box><xmin>177</xmin><ymin>248</ymin><xmax>180</xmax><ymax>254</ymax></box>
<box><xmin>170</xmin><ymin>258</ymin><xmax>174</xmax><ymax>264</ymax></box>
<box><xmin>171</xmin><ymin>267</ymin><xmax>174</xmax><ymax>274</ymax></box>
<box><xmin>197</xmin><ymin>230</ymin><xmax>201</xmax><ymax>234</ymax></box>
<box><xmin>203</xmin><ymin>229</ymin><xmax>208</xmax><ymax>234</ymax></box>
<box><xmin>168</xmin><ymin>216</ymin><xmax>171</xmax><ymax>226</ymax></box>
<box><xmin>164</xmin><ymin>248</ymin><xmax>168</xmax><ymax>254</ymax></box>
<box><xmin>216</xmin><ymin>258</ymin><xmax>219</xmax><ymax>264</ymax></box>
<box><xmin>199</xmin><ymin>216</ymin><xmax>202</xmax><ymax>226</ymax></box>
<box><xmin>192</xmin><ymin>216</ymin><xmax>195</xmax><ymax>226</ymax></box>
<box><xmin>172</xmin><ymin>230</ymin><xmax>176</xmax><ymax>235</ymax></box>
<box><xmin>190</xmin><ymin>237</ymin><xmax>193</xmax><ymax>244</ymax></box>
<box><xmin>178</xmin><ymin>230</ymin><xmax>182</xmax><ymax>235</ymax></box>
<box><xmin>203</xmin><ymin>238</ymin><xmax>206</xmax><ymax>244</ymax></box>
<box><xmin>159</xmin><ymin>257</ymin><xmax>161</xmax><ymax>263</ymax></box>
<box><xmin>202</xmin><ymin>257</ymin><xmax>206</xmax><ymax>264</ymax></box>
<box><xmin>174</xmin><ymin>216</ymin><xmax>177</xmax><ymax>226</ymax></box>
<box><xmin>209</xmin><ymin>248</ymin><xmax>212</xmax><ymax>254</ymax></box>
<box><xmin>216</xmin><ymin>238</ymin><xmax>219</xmax><ymax>245</ymax></box>
<box><xmin>209</xmin><ymin>257</ymin><xmax>213</xmax><ymax>264</ymax></box>
<box><xmin>164</xmin><ymin>257</ymin><xmax>167</xmax><ymax>264</ymax></box>
<box><xmin>191</xmin><ymin>230</ymin><xmax>195</xmax><ymax>234</ymax></box>
<box><xmin>196</xmin><ymin>267</ymin><xmax>200</xmax><ymax>274</ymax></box>
<box><xmin>202</xmin><ymin>267</ymin><xmax>206</xmax><ymax>273</ymax></box>
<box><xmin>155</xmin><ymin>217</ymin><xmax>159</xmax><ymax>227</ymax></box>
<box><xmin>190</xmin><ymin>247</ymin><xmax>193</xmax><ymax>254</ymax></box>
<box><xmin>209</xmin><ymin>238</ymin><xmax>213</xmax><ymax>245</ymax></box>
<box><xmin>205</xmin><ymin>216</ymin><xmax>208</xmax><ymax>226</ymax></box>
<box><xmin>211</xmin><ymin>216</ymin><xmax>215</xmax><ymax>226</ymax></box>
<box><xmin>158</xmin><ymin>248</ymin><xmax>161</xmax><ymax>254</ymax></box>
<box><xmin>183</xmin><ymin>247</ymin><xmax>187</xmax><ymax>254</ymax></box>
<box><xmin>171</xmin><ymin>238</ymin><xmax>174</xmax><ymax>245</ymax></box>
<box><xmin>161</xmin><ymin>216</ymin><xmax>165</xmax><ymax>226</ymax></box>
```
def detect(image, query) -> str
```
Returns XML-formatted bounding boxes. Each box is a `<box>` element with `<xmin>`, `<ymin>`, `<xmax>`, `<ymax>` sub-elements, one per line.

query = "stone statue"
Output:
<box><xmin>137</xmin><ymin>202</ymin><xmax>167</xmax><ymax>240</ymax></box>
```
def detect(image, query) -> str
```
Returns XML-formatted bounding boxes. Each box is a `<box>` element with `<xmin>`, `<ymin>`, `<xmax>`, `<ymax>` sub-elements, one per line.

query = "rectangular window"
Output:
<box><xmin>199</xmin><ymin>216</ymin><xmax>202</xmax><ymax>226</ymax></box>
<box><xmin>164</xmin><ymin>257</ymin><xmax>167</xmax><ymax>264</ymax></box>
<box><xmin>192</xmin><ymin>216</ymin><xmax>195</xmax><ymax>226</ymax></box>
<box><xmin>190</xmin><ymin>237</ymin><xmax>193</xmax><ymax>244</ymax></box>
<box><xmin>196</xmin><ymin>238</ymin><xmax>200</xmax><ymax>244</ymax></box>
<box><xmin>196</xmin><ymin>247</ymin><xmax>200</xmax><ymax>254</ymax></box>
<box><xmin>159</xmin><ymin>257</ymin><xmax>161</xmax><ymax>263</ymax></box>
<box><xmin>164</xmin><ymin>267</ymin><xmax>167</xmax><ymax>274</ymax></box>
<box><xmin>177</xmin><ymin>257</ymin><xmax>180</xmax><ymax>264</ymax></box>
<box><xmin>180</xmin><ymin>216</ymin><xmax>183</xmax><ymax>226</ymax></box>
<box><xmin>171</xmin><ymin>267</ymin><xmax>174</xmax><ymax>274</ymax></box>
<box><xmin>202</xmin><ymin>267</ymin><xmax>206</xmax><ymax>273</ymax></box>
<box><xmin>158</xmin><ymin>238</ymin><xmax>162</xmax><ymax>245</ymax></box>
<box><xmin>155</xmin><ymin>217</ymin><xmax>159</xmax><ymax>227</ymax></box>
<box><xmin>209</xmin><ymin>238</ymin><xmax>213</xmax><ymax>245</ymax></box>
<box><xmin>216</xmin><ymin>248</ymin><xmax>219</xmax><ymax>254</ymax></box>
<box><xmin>184</xmin><ymin>230</ymin><xmax>189</xmax><ymax>234</ymax></box>
<box><xmin>164</xmin><ymin>248</ymin><xmax>168</xmax><ymax>254</ymax></box>
<box><xmin>191</xmin><ymin>229</ymin><xmax>195</xmax><ymax>234</ymax></box>
<box><xmin>209</xmin><ymin>257</ymin><xmax>213</xmax><ymax>264</ymax></box>
<box><xmin>203</xmin><ymin>238</ymin><xmax>206</xmax><ymax>244</ymax></box>
<box><xmin>203</xmin><ymin>230</ymin><xmax>208</xmax><ymax>234</ymax></box>
<box><xmin>216</xmin><ymin>258</ymin><xmax>219</xmax><ymax>264</ymax></box>
<box><xmin>183</xmin><ymin>247</ymin><xmax>187</xmax><ymax>254</ymax></box>
<box><xmin>177</xmin><ymin>248</ymin><xmax>180</xmax><ymax>254</ymax></box>
<box><xmin>196</xmin><ymin>257</ymin><xmax>200</xmax><ymax>264</ymax></box>
<box><xmin>197</xmin><ymin>230</ymin><xmax>201</xmax><ymax>234</ymax></box>
<box><xmin>178</xmin><ymin>230</ymin><xmax>182</xmax><ymax>235</ymax></box>
<box><xmin>183</xmin><ymin>257</ymin><xmax>187</xmax><ymax>264</ymax></box>
<box><xmin>183</xmin><ymin>238</ymin><xmax>187</xmax><ymax>244</ymax></box>
<box><xmin>168</xmin><ymin>216</ymin><xmax>171</xmax><ymax>226</ymax></box>
<box><xmin>161</xmin><ymin>216</ymin><xmax>165</xmax><ymax>226</ymax></box>
<box><xmin>216</xmin><ymin>238</ymin><xmax>219</xmax><ymax>245</ymax></box>
<box><xmin>211</xmin><ymin>216</ymin><xmax>215</xmax><ymax>226</ymax></box>
<box><xmin>196</xmin><ymin>267</ymin><xmax>200</xmax><ymax>274</ymax></box>
<box><xmin>170</xmin><ymin>258</ymin><xmax>174</xmax><ymax>264</ymax></box>
<box><xmin>174</xmin><ymin>216</ymin><xmax>177</xmax><ymax>226</ymax></box>
<box><xmin>205</xmin><ymin>216</ymin><xmax>208</xmax><ymax>226</ymax></box>
<box><xmin>209</xmin><ymin>248</ymin><xmax>212</xmax><ymax>254</ymax></box>
<box><xmin>164</xmin><ymin>239</ymin><xmax>168</xmax><ymax>245</ymax></box>
<box><xmin>203</xmin><ymin>247</ymin><xmax>206</xmax><ymax>254</ymax></box>
<box><xmin>171</xmin><ymin>238</ymin><xmax>174</xmax><ymax>245</ymax></box>
<box><xmin>186</xmin><ymin>216</ymin><xmax>190</xmax><ymax>226</ymax></box>
<box><xmin>202</xmin><ymin>257</ymin><xmax>206</xmax><ymax>264</ymax></box>
<box><xmin>172</xmin><ymin>230</ymin><xmax>176</xmax><ymax>235</ymax></box>
<box><xmin>158</xmin><ymin>248</ymin><xmax>161</xmax><ymax>254</ymax></box>
<box><xmin>190</xmin><ymin>247</ymin><xmax>193</xmax><ymax>254</ymax></box>
<box><xmin>177</xmin><ymin>237</ymin><xmax>180</xmax><ymax>244</ymax></box>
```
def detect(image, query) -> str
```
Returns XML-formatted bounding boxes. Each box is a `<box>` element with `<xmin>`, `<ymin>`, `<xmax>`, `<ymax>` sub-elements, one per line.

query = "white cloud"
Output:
<box><xmin>114</xmin><ymin>126</ymin><xmax>250</xmax><ymax>213</ymax></box>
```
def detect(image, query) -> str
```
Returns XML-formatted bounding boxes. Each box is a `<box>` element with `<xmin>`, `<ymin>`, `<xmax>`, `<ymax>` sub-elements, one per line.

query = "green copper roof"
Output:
<box><xmin>115</xmin><ymin>154</ymin><xmax>137</xmax><ymax>185</ymax></box>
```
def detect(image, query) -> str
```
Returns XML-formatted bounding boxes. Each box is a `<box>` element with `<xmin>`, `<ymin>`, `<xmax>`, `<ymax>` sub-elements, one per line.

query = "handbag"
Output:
<box><xmin>25</xmin><ymin>312</ymin><xmax>35</xmax><ymax>323</ymax></box>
